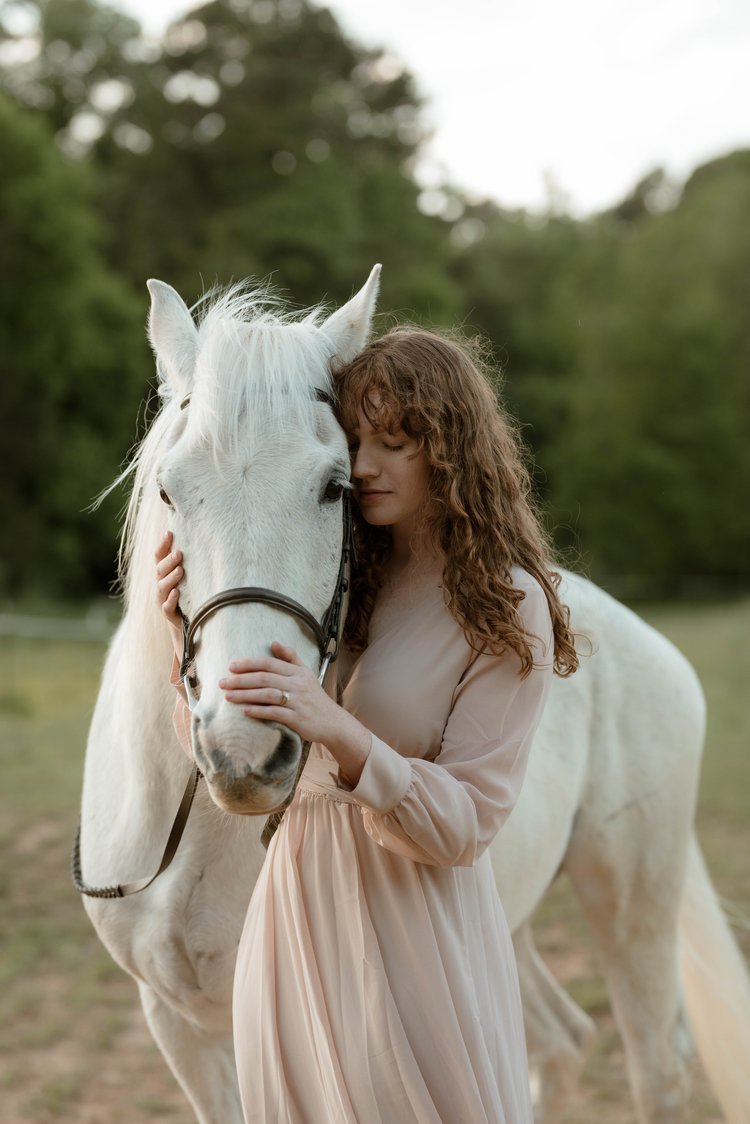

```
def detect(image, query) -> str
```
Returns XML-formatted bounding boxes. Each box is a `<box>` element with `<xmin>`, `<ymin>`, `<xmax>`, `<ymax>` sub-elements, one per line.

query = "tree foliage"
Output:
<box><xmin>1</xmin><ymin>0</ymin><xmax>748</xmax><ymax>598</ymax></box>
<box><xmin>543</xmin><ymin>152</ymin><xmax>750</xmax><ymax>593</ymax></box>
<box><xmin>0</xmin><ymin>91</ymin><xmax>146</xmax><ymax>595</ymax></box>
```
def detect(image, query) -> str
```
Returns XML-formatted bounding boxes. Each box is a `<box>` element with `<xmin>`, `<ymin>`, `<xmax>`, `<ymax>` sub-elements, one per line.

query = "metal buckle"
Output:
<box><xmin>182</xmin><ymin>670</ymin><xmax>200</xmax><ymax>712</ymax></box>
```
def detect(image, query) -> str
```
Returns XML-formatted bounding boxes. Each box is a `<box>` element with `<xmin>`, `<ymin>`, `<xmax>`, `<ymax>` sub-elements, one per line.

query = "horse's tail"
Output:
<box><xmin>679</xmin><ymin>831</ymin><xmax>750</xmax><ymax>1123</ymax></box>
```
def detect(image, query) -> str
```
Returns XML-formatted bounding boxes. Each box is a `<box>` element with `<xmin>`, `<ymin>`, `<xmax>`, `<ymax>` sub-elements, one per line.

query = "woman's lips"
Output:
<box><xmin>358</xmin><ymin>490</ymin><xmax>390</xmax><ymax>503</ymax></box>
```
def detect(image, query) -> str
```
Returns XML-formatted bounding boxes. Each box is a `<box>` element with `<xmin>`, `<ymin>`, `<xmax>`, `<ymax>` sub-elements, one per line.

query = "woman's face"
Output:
<box><xmin>348</xmin><ymin>402</ymin><xmax>430</xmax><ymax>534</ymax></box>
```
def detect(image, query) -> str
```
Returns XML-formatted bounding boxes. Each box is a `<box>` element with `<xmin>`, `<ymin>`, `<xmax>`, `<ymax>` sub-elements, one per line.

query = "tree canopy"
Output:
<box><xmin>1</xmin><ymin>0</ymin><xmax>748</xmax><ymax>598</ymax></box>
<box><xmin>0</xmin><ymin>91</ymin><xmax>147</xmax><ymax>594</ymax></box>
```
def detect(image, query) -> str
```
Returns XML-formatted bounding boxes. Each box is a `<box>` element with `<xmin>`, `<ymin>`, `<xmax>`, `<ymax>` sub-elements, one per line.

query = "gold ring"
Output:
<box><xmin>279</xmin><ymin>689</ymin><xmax>291</xmax><ymax>707</ymax></box>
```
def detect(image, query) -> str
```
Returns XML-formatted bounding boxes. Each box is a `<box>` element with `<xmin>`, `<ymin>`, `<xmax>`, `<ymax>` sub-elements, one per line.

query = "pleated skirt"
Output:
<box><xmin>232</xmin><ymin>765</ymin><xmax>533</xmax><ymax>1124</ymax></box>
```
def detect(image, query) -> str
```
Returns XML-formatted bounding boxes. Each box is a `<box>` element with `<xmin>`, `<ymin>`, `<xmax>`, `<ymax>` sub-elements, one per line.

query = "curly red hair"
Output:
<box><xmin>332</xmin><ymin>326</ymin><xmax>578</xmax><ymax>679</ymax></box>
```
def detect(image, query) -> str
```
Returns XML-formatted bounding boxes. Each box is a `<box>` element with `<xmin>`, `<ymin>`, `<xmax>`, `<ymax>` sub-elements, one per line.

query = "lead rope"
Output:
<box><xmin>71</xmin><ymin>764</ymin><xmax>202</xmax><ymax>898</ymax></box>
<box><xmin>72</xmin><ymin>496</ymin><xmax>353</xmax><ymax>893</ymax></box>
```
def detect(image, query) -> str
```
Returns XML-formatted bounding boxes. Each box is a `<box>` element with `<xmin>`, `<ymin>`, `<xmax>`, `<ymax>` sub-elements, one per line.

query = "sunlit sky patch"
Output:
<box><xmin>119</xmin><ymin>0</ymin><xmax>750</xmax><ymax>214</ymax></box>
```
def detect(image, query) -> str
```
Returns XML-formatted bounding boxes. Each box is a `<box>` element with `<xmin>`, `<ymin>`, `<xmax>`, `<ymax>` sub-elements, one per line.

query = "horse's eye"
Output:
<box><xmin>159</xmin><ymin>487</ymin><xmax>173</xmax><ymax>507</ymax></box>
<box><xmin>322</xmin><ymin>480</ymin><xmax>345</xmax><ymax>503</ymax></box>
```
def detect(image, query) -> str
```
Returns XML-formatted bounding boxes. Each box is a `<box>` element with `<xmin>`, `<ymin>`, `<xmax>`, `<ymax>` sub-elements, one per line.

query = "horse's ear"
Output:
<box><xmin>321</xmin><ymin>264</ymin><xmax>381</xmax><ymax>366</ymax></box>
<box><xmin>147</xmin><ymin>279</ymin><xmax>198</xmax><ymax>396</ymax></box>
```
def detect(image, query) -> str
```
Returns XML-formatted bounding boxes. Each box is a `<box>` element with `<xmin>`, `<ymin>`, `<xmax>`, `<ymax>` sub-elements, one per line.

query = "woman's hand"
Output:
<box><xmin>220</xmin><ymin>642</ymin><xmax>336</xmax><ymax>743</ymax></box>
<box><xmin>220</xmin><ymin>642</ymin><xmax>371</xmax><ymax>785</ymax></box>
<box><xmin>155</xmin><ymin>531</ymin><xmax>184</xmax><ymax>662</ymax></box>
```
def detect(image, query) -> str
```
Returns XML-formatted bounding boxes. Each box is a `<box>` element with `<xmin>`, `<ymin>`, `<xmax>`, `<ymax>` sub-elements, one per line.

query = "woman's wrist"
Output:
<box><xmin>168</xmin><ymin>622</ymin><xmax>183</xmax><ymax>662</ymax></box>
<box><xmin>322</xmin><ymin>707</ymin><xmax>372</xmax><ymax>787</ymax></box>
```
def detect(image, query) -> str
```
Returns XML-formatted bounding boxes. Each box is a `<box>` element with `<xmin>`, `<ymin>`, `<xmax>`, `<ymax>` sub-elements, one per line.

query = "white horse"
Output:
<box><xmin>77</xmin><ymin>269</ymin><xmax>750</xmax><ymax>1124</ymax></box>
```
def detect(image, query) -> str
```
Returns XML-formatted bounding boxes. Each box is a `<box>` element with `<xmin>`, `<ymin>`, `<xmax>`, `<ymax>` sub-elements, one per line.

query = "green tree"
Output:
<box><xmin>547</xmin><ymin>151</ymin><xmax>750</xmax><ymax>594</ymax></box>
<box><xmin>0</xmin><ymin>0</ymin><xmax>143</xmax><ymax>134</ymax></box>
<box><xmin>73</xmin><ymin>0</ymin><xmax>461</xmax><ymax>315</ymax></box>
<box><xmin>3</xmin><ymin>0</ymin><xmax>748</xmax><ymax>597</ymax></box>
<box><xmin>0</xmin><ymin>92</ymin><xmax>148</xmax><ymax>595</ymax></box>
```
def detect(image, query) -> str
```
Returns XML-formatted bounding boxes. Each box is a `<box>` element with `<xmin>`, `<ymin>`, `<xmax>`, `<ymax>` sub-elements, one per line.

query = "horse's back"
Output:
<box><xmin>557</xmin><ymin>569</ymin><xmax>706</xmax><ymax>789</ymax></box>
<box><xmin>490</xmin><ymin>570</ymin><xmax>706</xmax><ymax>929</ymax></box>
<box><xmin>555</xmin><ymin>571</ymin><xmax>706</xmax><ymax>926</ymax></box>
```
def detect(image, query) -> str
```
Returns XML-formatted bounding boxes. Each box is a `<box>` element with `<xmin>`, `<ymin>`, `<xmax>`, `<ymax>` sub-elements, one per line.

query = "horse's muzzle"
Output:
<box><xmin>193</xmin><ymin>723</ymin><xmax>301</xmax><ymax>814</ymax></box>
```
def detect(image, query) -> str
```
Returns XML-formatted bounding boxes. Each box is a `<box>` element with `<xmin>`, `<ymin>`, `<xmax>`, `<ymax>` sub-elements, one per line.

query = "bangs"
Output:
<box><xmin>335</xmin><ymin>354</ymin><xmax>423</xmax><ymax>439</ymax></box>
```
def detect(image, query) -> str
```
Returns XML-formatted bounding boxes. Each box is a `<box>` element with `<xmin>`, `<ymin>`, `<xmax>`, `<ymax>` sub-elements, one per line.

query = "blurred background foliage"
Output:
<box><xmin>1</xmin><ymin>0</ymin><xmax>748</xmax><ymax>600</ymax></box>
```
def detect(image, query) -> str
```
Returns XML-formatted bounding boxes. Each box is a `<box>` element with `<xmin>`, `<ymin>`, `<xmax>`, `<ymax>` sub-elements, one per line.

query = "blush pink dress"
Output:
<box><xmin>230</xmin><ymin>563</ymin><xmax>553</xmax><ymax>1124</ymax></box>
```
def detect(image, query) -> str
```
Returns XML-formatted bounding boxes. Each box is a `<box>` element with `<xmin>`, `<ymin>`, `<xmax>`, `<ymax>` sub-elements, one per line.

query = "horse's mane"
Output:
<box><xmin>108</xmin><ymin>283</ymin><xmax>335</xmax><ymax>657</ymax></box>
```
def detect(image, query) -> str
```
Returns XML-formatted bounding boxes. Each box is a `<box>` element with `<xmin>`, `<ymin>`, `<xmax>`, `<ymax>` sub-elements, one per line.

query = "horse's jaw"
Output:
<box><xmin>190</xmin><ymin>709</ymin><xmax>302</xmax><ymax>815</ymax></box>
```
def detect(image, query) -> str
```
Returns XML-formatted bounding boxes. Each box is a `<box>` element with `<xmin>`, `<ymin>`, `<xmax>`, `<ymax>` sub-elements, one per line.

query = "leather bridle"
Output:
<box><xmin>73</xmin><ymin>388</ymin><xmax>353</xmax><ymax>898</ymax></box>
<box><xmin>179</xmin><ymin>498</ymin><xmax>352</xmax><ymax>710</ymax></box>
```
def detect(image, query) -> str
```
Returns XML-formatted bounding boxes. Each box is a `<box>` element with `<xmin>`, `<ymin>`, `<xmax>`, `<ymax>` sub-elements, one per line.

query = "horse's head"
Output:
<box><xmin>127</xmin><ymin>268</ymin><xmax>380</xmax><ymax>814</ymax></box>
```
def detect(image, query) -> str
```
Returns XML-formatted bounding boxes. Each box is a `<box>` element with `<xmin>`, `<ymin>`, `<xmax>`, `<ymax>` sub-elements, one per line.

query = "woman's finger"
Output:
<box><xmin>224</xmin><ymin>687</ymin><xmax>291</xmax><ymax>706</ymax></box>
<box><xmin>158</xmin><ymin>565</ymin><xmax>183</xmax><ymax>595</ymax></box>
<box><xmin>157</xmin><ymin>580</ymin><xmax>182</xmax><ymax>615</ymax></box>
<box><xmin>227</xmin><ymin>656</ymin><xmax>296</xmax><ymax>677</ymax></box>
<box><xmin>242</xmin><ymin>704</ymin><xmax>296</xmax><ymax>723</ymax></box>
<box><xmin>219</xmin><ymin>668</ymin><xmax>293</xmax><ymax>692</ymax></box>
<box><xmin>270</xmin><ymin>641</ymin><xmax>304</xmax><ymax>666</ymax></box>
<box><xmin>154</xmin><ymin>531</ymin><xmax>173</xmax><ymax>563</ymax></box>
<box><xmin>162</xmin><ymin>588</ymin><xmax>180</xmax><ymax>615</ymax></box>
<box><xmin>156</xmin><ymin>550</ymin><xmax>182</xmax><ymax>579</ymax></box>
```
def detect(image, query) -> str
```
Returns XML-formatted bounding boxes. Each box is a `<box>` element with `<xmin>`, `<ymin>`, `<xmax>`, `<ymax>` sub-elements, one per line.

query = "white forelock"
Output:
<box><xmin>184</xmin><ymin>282</ymin><xmax>334</xmax><ymax>453</ymax></box>
<box><xmin>115</xmin><ymin>282</ymin><xmax>336</xmax><ymax>633</ymax></box>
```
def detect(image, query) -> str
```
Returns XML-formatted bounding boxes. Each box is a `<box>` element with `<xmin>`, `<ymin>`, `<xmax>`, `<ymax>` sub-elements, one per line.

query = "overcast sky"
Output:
<box><xmin>120</xmin><ymin>0</ymin><xmax>750</xmax><ymax>214</ymax></box>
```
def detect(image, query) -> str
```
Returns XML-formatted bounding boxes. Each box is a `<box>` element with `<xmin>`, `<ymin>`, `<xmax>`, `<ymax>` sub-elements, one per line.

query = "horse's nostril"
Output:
<box><xmin>263</xmin><ymin>731</ymin><xmax>300</xmax><ymax>781</ymax></box>
<box><xmin>198</xmin><ymin>705</ymin><xmax>216</xmax><ymax>728</ymax></box>
<box><xmin>203</xmin><ymin>746</ymin><xmax>238</xmax><ymax>780</ymax></box>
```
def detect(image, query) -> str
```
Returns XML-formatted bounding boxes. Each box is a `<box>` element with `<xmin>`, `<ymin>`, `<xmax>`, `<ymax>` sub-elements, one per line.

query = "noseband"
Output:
<box><xmin>179</xmin><ymin>496</ymin><xmax>352</xmax><ymax>709</ymax></box>
<box><xmin>178</xmin><ymin>488</ymin><xmax>353</xmax><ymax>851</ymax></box>
<box><xmin>73</xmin><ymin>387</ymin><xmax>353</xmax><ymax>897</ymax></box>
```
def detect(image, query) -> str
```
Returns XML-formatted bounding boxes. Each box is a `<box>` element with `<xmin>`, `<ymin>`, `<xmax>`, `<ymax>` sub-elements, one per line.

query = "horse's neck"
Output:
<box><xmin>116</xmin><ymin>608</ymin><xmax>181</xmax><ymax>774</ymax></box>
<box><xmin>80</xmin><ymin>609</ymin><xmax>187</xmax><ymax>887</ymax></box>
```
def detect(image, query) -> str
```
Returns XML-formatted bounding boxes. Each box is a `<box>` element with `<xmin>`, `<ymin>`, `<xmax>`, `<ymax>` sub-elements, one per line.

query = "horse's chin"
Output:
<box><xmin>192</xmin><ymin>720</ymin><xmax>302</xmax><ymax>815</ymax></box>
<box><xmin>204</xmin><ymin>774</ymin><xmax>296</xmax><ymax>816</ymax></box>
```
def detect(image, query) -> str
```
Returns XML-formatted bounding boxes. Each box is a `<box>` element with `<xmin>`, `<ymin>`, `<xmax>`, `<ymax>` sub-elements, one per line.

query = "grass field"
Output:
<box><xmin>1</xmin><ymin>599</ymin><xmax>748</xmax><ymax>1122</ymax></box>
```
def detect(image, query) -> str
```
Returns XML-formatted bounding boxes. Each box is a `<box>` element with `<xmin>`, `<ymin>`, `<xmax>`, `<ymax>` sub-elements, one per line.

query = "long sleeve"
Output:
<box><xmin>346</xmin><ymin>582</ymin><xmax>554</xmax><ymax>867</ymax></box>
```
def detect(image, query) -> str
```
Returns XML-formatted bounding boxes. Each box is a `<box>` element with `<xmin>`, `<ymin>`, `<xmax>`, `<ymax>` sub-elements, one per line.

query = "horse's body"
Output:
<box><xmin>79</xmin><ymin>272</ymin><xmax>750</xmax><ymax>1124</ymax></box>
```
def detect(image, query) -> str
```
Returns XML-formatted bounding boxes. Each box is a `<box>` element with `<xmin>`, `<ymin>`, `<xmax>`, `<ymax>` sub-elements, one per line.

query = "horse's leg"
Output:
<box><xmin>138</xmin><ymin>983</ymin><xmax>243</xmax><ymax>1124</ymax></box>
<box><xmin>565</xmin><ymin>818</ymin><xmax>693</xmax><ymax>1124</ymax></box>
<box><xmin>514</xmin><ymin>922</ymin><xmax>597</xmax><ymax>1123</ymax></box>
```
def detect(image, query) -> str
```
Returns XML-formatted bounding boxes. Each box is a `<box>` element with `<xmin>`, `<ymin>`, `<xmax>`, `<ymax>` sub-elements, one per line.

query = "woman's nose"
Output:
<box><xmin>352</xmin><ymin>446</ymin><xmax>377</xmax><ymax>479</ymax></box>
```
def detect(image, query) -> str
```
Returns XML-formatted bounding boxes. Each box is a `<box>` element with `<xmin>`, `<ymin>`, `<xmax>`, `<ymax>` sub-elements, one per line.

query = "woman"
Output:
<box><xmin>156</xmin><ymin>326</ymin><xmax>578</xmax><ymax>1123</ymax></box>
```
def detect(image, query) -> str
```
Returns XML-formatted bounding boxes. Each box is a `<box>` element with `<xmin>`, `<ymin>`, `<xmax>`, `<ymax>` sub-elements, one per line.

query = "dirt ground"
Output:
<box><xmin>2</xmin><ymin>954</ymin><xmax>730</xmax><ymax>1124</ymax></box>
<box><xmin>0</xmin><ymin>817</ymin><xmax>734</xmax><ymax>1123</ymax></box>
<box><xmin>2</xmin><ymin>605</ymin><xmax>748</xmax><ymax>1123</ymax></box>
